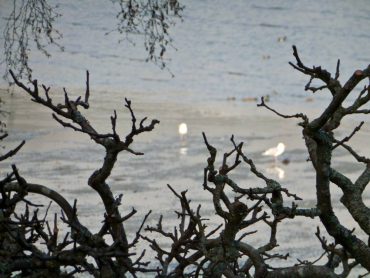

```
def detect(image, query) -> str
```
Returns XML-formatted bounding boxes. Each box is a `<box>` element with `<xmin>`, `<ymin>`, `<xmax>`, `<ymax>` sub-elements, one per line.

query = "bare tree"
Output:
<box><xmin>141</xmin><ymin>46</ymin><xmax>370</xmax><ymax>277</ymax></box>
<box><xmin>2</xmin><ymin>69</ymin><xmax>159</xmax><ymax>276</ymax></box>
<box><xmin>1</xmin><ymin>46</ymin><xmax>369</xmax><ymax>277</ymax></box>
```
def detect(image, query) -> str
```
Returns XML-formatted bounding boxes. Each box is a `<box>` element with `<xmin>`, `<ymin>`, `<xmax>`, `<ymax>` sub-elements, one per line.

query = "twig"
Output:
<box><xmin>257</xmin><ymin>97</ymin><xmax>308</xmax><ymax>125</ymax></box>
<box><xmin>332</xmin><ymin>121</ymin><xmax>364</xmax><ymax>150</ymax></box>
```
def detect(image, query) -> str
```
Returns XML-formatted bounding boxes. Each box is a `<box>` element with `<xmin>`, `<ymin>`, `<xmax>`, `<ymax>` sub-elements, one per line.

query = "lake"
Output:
<box><xmin>0</xmin><ymin>1</ymin><xmax>369</xmax><ymax>276</ymax></box>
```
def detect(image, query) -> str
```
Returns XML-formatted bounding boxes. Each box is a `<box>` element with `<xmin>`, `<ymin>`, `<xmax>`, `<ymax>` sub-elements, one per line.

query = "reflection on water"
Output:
<box><xmin>266</xmin><ymin>165</ymin><xmax>285</xmax><ymax>179</ymax></box>
<box><xmin>179</xmin><ymin>147</ymin><xmax>188</xmax><ymax>155</ymax></box>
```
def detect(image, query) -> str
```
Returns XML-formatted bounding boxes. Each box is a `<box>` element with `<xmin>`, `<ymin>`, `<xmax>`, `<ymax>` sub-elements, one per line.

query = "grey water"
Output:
<box><xmin>0</xmin><ymin>1</ymin><xmax>369</xmax><ymax>276</ymax></box>
<box><xmin>0</xmin><ymin>0</ymin><xmax>369</xmax><ymax>104</ymax></box>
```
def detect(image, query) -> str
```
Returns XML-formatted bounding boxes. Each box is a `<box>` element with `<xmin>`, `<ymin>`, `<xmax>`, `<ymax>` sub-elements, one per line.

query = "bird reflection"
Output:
<box><xmin>266</xmin><ymin>165</ymin><xmax>285</xmax><ymax>179</ymax></box>
<box><xmin>179</xmin><ymin>147</ymin><xmax>188</xmax><ymax>155</ymax></box>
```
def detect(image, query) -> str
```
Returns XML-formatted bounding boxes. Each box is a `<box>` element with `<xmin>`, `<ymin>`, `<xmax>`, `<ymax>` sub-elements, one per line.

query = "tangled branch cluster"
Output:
<box><xmin>0</xmin><ymin>47</ymin><xmax>369</xmax><ymax>277</ymax></box>
<box><xmin>113</xmin><ymin>0</ymin><xmax>184</xmax><ymax>70</ymax></box>
<box><xmin>2</xmin><ymin>0</ymin><xmax>63</xmax><ymax>82</ymax></box>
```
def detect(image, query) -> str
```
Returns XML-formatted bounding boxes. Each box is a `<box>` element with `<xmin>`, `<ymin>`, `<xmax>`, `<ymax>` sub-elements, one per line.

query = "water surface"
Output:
<box><xmin>0</xmin><ymin>1</ymin><xmax>369</xmax><ymax>275</ymax></box>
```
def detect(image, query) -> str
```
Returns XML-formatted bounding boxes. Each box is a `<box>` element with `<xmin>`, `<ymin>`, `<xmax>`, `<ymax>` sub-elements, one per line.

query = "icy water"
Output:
<box><xmin>0</xmin><ymin>0</ymin><xmax>370</xmax><ymax>276</ymax></box>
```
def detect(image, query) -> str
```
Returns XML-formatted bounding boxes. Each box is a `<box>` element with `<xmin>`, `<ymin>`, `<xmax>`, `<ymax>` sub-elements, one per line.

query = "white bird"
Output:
<box><xmin>178</xmin><ymin>123</ymin><xmax>188</xmax><ymax>140</ymax></box>
<box><xmin>262</xmin><ymin>142</ymin><xmax>285</xmax><ymax>162</ymax></box>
